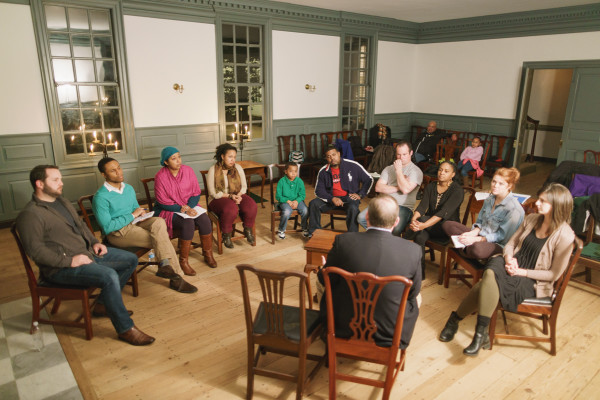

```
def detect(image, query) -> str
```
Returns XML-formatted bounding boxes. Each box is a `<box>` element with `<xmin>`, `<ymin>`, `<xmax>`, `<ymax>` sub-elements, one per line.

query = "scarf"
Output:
<box><xmin>154</xmin><ymin>165</ymin><xmax>201</xmax><ymax>237</ymax></box>
<box><xmin>214</xmin><ymin>163</ymin><xmax>242</xmax><ymax>195</ymax></box>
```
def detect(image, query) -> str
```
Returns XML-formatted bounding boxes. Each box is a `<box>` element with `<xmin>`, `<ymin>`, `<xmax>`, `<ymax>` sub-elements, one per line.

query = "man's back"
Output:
<box><xmin>320</xmin><ymin>229</ymin><xmax>421</xmax><ymax>348</ymax></box>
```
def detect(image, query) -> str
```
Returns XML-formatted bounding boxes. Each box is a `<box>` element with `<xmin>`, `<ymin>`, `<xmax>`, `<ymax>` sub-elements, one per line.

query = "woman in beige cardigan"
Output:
<box><xmin>438</xmin><ymin>183</ymin><xmax>575</xmax><ymax>356</ymax></box>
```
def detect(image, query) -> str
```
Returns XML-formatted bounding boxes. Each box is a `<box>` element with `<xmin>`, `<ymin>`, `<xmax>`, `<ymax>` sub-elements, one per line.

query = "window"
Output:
<box><xmin>44</xmin><ymin>4</ymin><xmax>124</xmax><ymax>156</ymax></box>
<box><xmin>221</xmin><ymin>23</ymin><xmax>264</xmax><ymax>140</ymax></box>
<box><xmin>341</xmin><ymin>35</ymin><xmax>370</xmax><ymax>131</ymax></box>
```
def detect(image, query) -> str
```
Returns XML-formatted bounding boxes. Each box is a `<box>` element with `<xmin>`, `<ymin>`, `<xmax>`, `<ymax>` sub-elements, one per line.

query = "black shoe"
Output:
<box><xmin>156</xmin><ymin>264</ymin><xmax>179</xmax><ymax>279</ymax></box>
<box><xmin>169</xmin><ymin>275</ymin><xmax>198</xmax><ymax>293</ymax></box>
<box><xmin>222</xmin><ymin>233</ymin><xmax>234</xmax><ymax>249</ymax></box>
<box><xmin>439</xmin><ymin>311</ymin><xmax>461</xmax><ymax>342</ymax></box>
<box><xmin>463</xmin><ymin>315</ymin><xmax>491</xmax><ymax>356</ymax></box>
<box><xmin>243</xmin><ymin>227</ymin><xmax>255</xmax><ymax>245</ymax></box>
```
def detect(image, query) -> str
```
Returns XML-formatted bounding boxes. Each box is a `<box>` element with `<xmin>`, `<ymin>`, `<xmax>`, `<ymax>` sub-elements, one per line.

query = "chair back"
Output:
<box><xmin>434</xmin><ymin>141</ymin><xmax>463</xmax><ymax>165</ymax></box>
<box><xmin>140</xmin><ymin>178</ymin><xmax>155</xmax><ymax>212</ymax></box>
<box><xmin>277</xmin><ymin>134</ymin><xmax>297</xmax><ymax>164</ymax></box>
<box><xmin>11</xmin><ymin>223</ymin><xmax>39</xmax><ymax>291</ymax></box>
<box><xmin>478</xmin><ymin>137</ymin><xmax>492</xmax><ymax>170</ymax></box>
<box><xmin>268</xmin><ymin>164</ymin><xmax>287</xmax><ymax>209</ymax></box>
<box><xmin>299</xmin><ymin>133</ymin><xmax>319</xmax><ymax>161</ymax></box>
<box><xmin>236</xmin><ymin>264</ymin><xmax>309</xmax><ymax>344</ymax></box>
<box><xmin>460</xmin><ymin>187</ymin><xmax>477</xmax><ymax>225</ymax></box>
<box><xmin>583</xmin><ymin>150</ymin><xmax>600</xmax><ymax>165</ymax></box>
<box><xmin>199</xmin><ymin>170</ymin><xmax>211</xmax><ymax>206</ymax></box>
<box><xmin>322</xmin><ymin>266</ymin><xmax>413</xmax><ymax>350</ymax></box>
<box><xmin>551</xmin><ymin>237</ymin><xmax>583</xmax><ymax>306</ymax></box>
<box><xmin>78</xmin><ymin>194</ymin><xmax>97</xmax><ymax>234</ymax></box>
<box><xmin>320</xmin><ymin>132</ymin><xmax>341</xmax><ymax>157</ymax></box>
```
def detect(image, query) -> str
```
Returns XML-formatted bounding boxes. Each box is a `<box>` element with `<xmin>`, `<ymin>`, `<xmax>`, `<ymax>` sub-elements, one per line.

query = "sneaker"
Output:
<box><xmin>277</xmin><ymin>230</ymin><xmax>286</xmax><ymax>239</ymax></box>
<box><xmin>303</xmin><ymin>230</ymin><xmax>312</xmax><ymax>238</ymax></box>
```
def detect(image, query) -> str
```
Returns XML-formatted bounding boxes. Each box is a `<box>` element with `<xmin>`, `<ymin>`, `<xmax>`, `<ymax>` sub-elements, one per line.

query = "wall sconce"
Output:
<box><xmin>305</xmin><ymin>84</ymin><xmax>316</xmax><ymax>92</ymax></box>
<box><xmin>173</xmin><ymin>83</ymin><xmax>184</xmax><ymax>93</ymax></box>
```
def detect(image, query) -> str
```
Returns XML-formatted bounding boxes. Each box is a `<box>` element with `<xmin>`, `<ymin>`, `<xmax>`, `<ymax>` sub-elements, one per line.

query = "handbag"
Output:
<box><xmin>288</xmin><ymin>150</ymin><xmax>304</xmax><ymax>164</ymax></box>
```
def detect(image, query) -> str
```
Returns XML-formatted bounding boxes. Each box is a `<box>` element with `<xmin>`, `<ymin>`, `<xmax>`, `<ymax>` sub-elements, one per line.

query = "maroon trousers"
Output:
<box><xmin>442</xmin><ymin>221</ymin><xmax>503</xmax><ymax>259</ymax></box>
<box><xmin>208</xmin><ymin>194</ymin><xmax>257</xmax><ymax>233</ymax></box>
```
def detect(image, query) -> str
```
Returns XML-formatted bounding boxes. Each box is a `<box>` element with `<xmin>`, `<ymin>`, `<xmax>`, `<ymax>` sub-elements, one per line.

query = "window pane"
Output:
<box><xmin>248</xmin><ymin>47</ymin><xmax>260</xmax><ymax>64</ymax></box>
<box><xmin>235</xmin><ymin>25</ymin><xmax>246</xmax><ymax>44</ymax></box>
<box><xmin>96</xmin><ymin>60</ymin><xmax>115</xmax><ymax>82</ymax></box>
<box><xmin>239</xmin><ymin>105</ymin><xmax>249</xmax><ymax>121</ymax></box>
<box><xmin>342</xmin><ymin>117</ymin><xmax>350</xmax><ymax>131</ymax></box>
<box><xmin>75</xmin><ymin>59</ymin><xmax>94</xmax><ymax>82</ymax></box>
<box><xmin>344</xmin><ymin>36</ymin><xmax>352</xmax><ymax>51</ymax></box>
<box><xmin>342</xmin><ymin>85</ymin><xmax>349</xmax><ymax>101</ymax></box>
<box><xmin>236</xmin><ymin>66</ymin><xmax>248</xmax><ymax>83</ymax></box>
<box><xmin>49</xmin><ymin>33</ymin><xmax>71</xmax><ymax>57</ymax></box>
<box><xmin>238</xmin><ymin>86</ymin><xmax>249</xmax><ymax>103</ymax></box>
<box><xmin>223</xmin><ymin>66</ymin><xmax>234</xmax><ymax>83</ymax></box>
<box><xmin>103</xmin><ymin>109</ymin><xmax>121</xmax><ymax>129</ymax></box>
<box><xmin>107</xmin><ymin>131</ymin><xmax>122</xmax><ymax>151</ymax></box>
<box><xmin>79</xmin><ymin>85</ymin><xmax>98</xmax><ymax>106</ymax></box>
<box><xmin>68</xmin><ymin>8</ymin><xmax>89</xmax><ymax>31</ymax></box>
<box><xmin>249</xmin><ymin>67</ymin><xmax>261</xmax><ymax>83</ymax></box>
<box><xmin>100</xmin><ymin>86</ymin><xmax>118</xmax><ymax>106</ymax></box>
<box><xmin>61</xmin><ymin>109</ymin><xmax>81</xmax><ymax>131</ymax></box>
<box><xmin>57</xmin><ymin>85</ymin><xmax>78</xmax><ymax>107</ymax></box>
<box><xmin>250</xmin><ymin>87</ymin><xmax>261</xmax><ymax>103</ymax></box>
<box><xmin>53</xmin><ymin>59</ymin><xmax>74</xmax><ymax>82</ymax></box>
<box><xmin>65</xmin><ymin>133</ymin><xmax>84</xmax><ymax>154</ymax></box>
<box><xmin>351</xmin><ymin>36</ymin><xmax>360</xmax><ymax>51</ymax></box>
<box><xmin>225</xmin><ymin>106</ymin><xmax>237</xmax><ymax>122</ymax></box>
<box><xmin>93</xmin><ymin>36</ymin><xmax>113</xmax><ymax>58</ymax></box>
<box><xmin>236</xmin><ymin>46</ymin><xmax>247</xmax><ymax>64</ymax></box>
<box><xmin>82</xmin><ymin>109</ymin><xmax>102</xmax><ymax>129</ymax></box>
<box><xmin>224</xmin><ymin>87</ymin><xmax>235</xmax><ymax>104</ymax></box>
<box><xmin>248</xmin><ymin>27</ymin><xmax>260</xmax><ymax>44</ymax></box>
<box><xmin>72</xmin><ymin>35</ymin><xmax>92</xmax><ymax>58</ymax></box>
<box><xmin>223</xmin><ymin>45</ymin><xmax>234</xmax><ymax>63</ymax></box>
<box><xmin>250</xmin><ymin>105</ymin><xmax>262</xmax><ymax>121</ymax></box>
<box><xmin>222</xmin><ymin>24</ymin><xmax>233</xmax><ymax>43</ymax></box>
<box><xmin>250</xmin><ymin>122</ymin><xmax>262</xmax><ymax>139</ymax></box>
<box><xmin>45</xmin><ymin>6</ymin><xmax>67</xmax><ymax>30</ymax></box>
<box><xmin>90</xmin><ymin>10</ymin><xmax>110</xmax><ymax>33</ymax></box>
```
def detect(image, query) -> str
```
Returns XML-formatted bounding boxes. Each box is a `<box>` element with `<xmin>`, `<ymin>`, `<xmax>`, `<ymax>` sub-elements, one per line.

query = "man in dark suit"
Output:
<box><xmin>319</xmin><ymin>194</ymin><xmax>422</xmax><ymax>349</ymax></box>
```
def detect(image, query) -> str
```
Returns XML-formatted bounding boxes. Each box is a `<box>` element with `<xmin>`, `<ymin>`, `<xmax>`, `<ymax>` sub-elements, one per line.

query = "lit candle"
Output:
<box><xmin>108</xmin><ymin>133</ymin><xmax>112</xmax><ymax>143</ymax></box>
<box><xmin>244</xmin><ymin>125</ymin><xmax>248</xmax><ymax>134</ymax></box>
<box><xmin>235</xmin><ymin>123</ymin><xmax>238</xmax><ymax>132</ymax></box>
<box><xmin>70</xmin><ymin>135</ymin><xmax>75</xmax><ymax>142</ymax></box>
<box><xmin>248</xmin><ymin>130</ymin><xmax>252</xmax><ymax>141</ymax></box>
<box><xmin>93</xmin><ymin>131</ymin><xmax>99</xmax><ymax>143</ymax></box>
<box><xmin>114</xmin><ymin>141</ymin><xmax>120</xmax><ymax>153</ymax></box>
<box><xmin>89</xmin><ymin>143</ymin><xmax>95</xmax><ymax>155</ymax></box>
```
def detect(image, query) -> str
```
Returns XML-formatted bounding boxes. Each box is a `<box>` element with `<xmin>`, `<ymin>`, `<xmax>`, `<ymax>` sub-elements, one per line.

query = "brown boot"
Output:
<box><xmin>178</xmin><ymin>239</ymin><xmax>196</xmax><ymax>276</ymax></box>
<box><xmin>200</xmin><ymin>234</ymin><xmax>217</xmax><ymax>268</ymax></box>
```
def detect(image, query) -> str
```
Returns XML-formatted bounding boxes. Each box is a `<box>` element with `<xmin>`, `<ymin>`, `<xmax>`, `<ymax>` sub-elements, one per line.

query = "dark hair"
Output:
<box><xmin>367</xmin><ymin>194</ymin><xmax>399</xmax><ymax>229</ymax></box>
<box><xmin>284</xmin><ymin>162</ymin><xmax>298</xmax><ymax>170</ymax></box>
<box><xmin>439</xmin><ymin>160</ymin><xmax>457</xmax><ymax>174</ymax></box>
<box><xmin>29</xmin><ymin>165</ymin><xmax>59</xmax><ymax>189</ymax></box>
<box><xmin>395</xmin><ymin>140</ymin><xmax>412</xmax><ymax>152</ymax></box>
<box><xmin>324</xmin><ymin>144</ymin><xmax>338</xmax><ymax>154</ymax></box>
<box><xmin>214</xmin><ymin>143</ymin><xmax>237</xmax><ymax>165</ymax></box>
<box><xmin>97</xmin><ymin>157</ymin><xmax>117</xmax><ymax>173</ymax></box>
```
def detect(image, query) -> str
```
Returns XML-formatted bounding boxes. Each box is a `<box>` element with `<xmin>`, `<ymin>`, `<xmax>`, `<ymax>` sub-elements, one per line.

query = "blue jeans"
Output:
<box><xmin>308</xmin><ymin>196</ymin><xmax>360</xmax><ymax>234</ymax></box>
<box><xmin>457</xmin><ymin>160</ymin><xmax>475</xmax><ymax>176</ymax></box>
<box><xmin>277</xmin><ymin>201</ymin><xmax>308</xmax><ymax>232</ymax></box>
<box><xmin>357</xmin><ymin>204</ymin><xmax>413</xmax><ymax>236</ymax></box>
<box><xmin>48</xmin><ymin>247</ymin><xmax>138</xmax><ymax>334</ymax></box>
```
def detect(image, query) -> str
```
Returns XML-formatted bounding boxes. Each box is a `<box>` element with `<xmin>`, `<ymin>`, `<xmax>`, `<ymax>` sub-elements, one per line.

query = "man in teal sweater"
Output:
<box><xmin>275</xmin><ymin>162</ymin><xmax>308</xmax><ymax>239</ymax></box>
<box><xmin>92</xmin><ymin>158</ymin><xmax>197</xmax><ymax>293</ymax></box>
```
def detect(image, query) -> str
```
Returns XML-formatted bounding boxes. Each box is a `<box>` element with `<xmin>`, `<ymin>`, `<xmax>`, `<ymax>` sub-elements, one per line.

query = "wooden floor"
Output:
<box><xmin>2</xmin><ymin>161</ymin><xmax>600</xmax><ymax>400</ymax></box>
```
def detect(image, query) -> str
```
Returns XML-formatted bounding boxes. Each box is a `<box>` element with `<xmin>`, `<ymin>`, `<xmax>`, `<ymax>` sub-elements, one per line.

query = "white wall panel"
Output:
<box><xmin>272</xmin><ymin>31</ymin><xmax>339</xmax><ymax>120</ymax></box>
<box><xmin>124</xmin><ymin>16</ymin><xmax>218</xmax><ymax>127</ymax></box>
<box><xmin>375</xmin><ymin>41</ymin><xmax>416</xmax><ymax>114</ymax></box>
<box><xmin>0</xmin><ymin>4</ymin><xmax>49</xmax><ymax>135</ymax></box>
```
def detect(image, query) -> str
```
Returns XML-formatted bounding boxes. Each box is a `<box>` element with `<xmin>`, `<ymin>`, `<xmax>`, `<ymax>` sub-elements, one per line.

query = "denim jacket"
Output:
<box><xmin>473</xmin><ymin>192</ymin><xmax>524</xmax><ymax>246</ymax></box>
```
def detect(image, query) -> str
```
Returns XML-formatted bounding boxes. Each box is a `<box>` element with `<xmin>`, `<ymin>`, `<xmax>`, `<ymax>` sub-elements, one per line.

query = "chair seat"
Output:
<box><xmin>38</xmin><ymin>279</ymin><xmax>90</xmax><ymax>290</ymax></box>
<box><xmin>253</xmin><ymin>302</ymin><xmax>321</xmax><ymax>342</ymax></box>
<box><xmin>428</xmin><ymin>237</ymin><xmax>450</xmax><ymax>246</ymax></box>
<box><xmin>521</xmin><ymin>296</ymin><xmax>552</xmax><ymax>306</ymax></box>
<box><xmin>582</xmin><ymin>242</ymin><xmax>600</xmax><ymax>261</ymax></box>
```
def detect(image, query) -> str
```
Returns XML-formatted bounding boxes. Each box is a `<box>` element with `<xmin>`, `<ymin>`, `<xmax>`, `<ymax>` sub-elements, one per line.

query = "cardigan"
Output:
<box><xmin>503</xmin><ymin>214</ymin><xmax>575</xmax><ymax>298</ymax></box>
<box><xmin>206</xmin><ymin>163</ymin><xmax>247</xmax><ymax>203</ymax></box>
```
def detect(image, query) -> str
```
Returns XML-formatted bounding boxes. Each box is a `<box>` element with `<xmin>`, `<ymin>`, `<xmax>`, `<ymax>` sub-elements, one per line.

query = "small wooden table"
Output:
<box><xmin>237</xmin><ymin>160</ymin><xmax>266</xmax><ymax>208</ymax></box>
<box><xmin>304</xmin><ymin>229</ymin><xmax>343</xmax><ymax>266</ymax></box>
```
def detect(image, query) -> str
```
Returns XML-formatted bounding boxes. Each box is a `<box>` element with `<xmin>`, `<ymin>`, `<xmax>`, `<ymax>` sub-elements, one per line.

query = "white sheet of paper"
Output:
<box><xmin>474</xmin><ymin>192</ymin><xmax>490</xmax><ymax>201</ymax></box>
<box><xmin>132</xmin><ymin>211</ymin><xmax>154</xmax><ymax>225</ymax></box>
<box><xmin>451</xmin><ymin>235</ymin><xmax>466</xmax><ymax>249</ymax></box>
<box><xmin>175</xmin><ymin>206</ymin><xmax>207</xmax><ymax>219</ymax></box>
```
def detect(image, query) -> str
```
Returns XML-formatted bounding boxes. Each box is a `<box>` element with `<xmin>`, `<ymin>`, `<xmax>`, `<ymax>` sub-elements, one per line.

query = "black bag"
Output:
<box><xmin>288</xmin><ymin>150</ymin><xmax>304</xmax><ymax>164</ymax></box>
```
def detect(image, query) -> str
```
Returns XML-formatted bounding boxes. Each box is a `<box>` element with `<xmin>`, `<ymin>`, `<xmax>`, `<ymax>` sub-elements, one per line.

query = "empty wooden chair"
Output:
<box><xmin>572</xmin><ymin>215</ymin><xmax>600</xmax><ymax>290</ymax></box>
<box><xmin>11</xmin><ymin>223</ymin><xmax>98</xmax><ymax>340</ymax></box>
<box><xmin>322</xmin><ymin>266</ymin><xmax>413</xmax><ymax>400</ymax></box>
<box><xmin>237</xmin><ymin>264</ymin><xmax>325</xmax><ymax>400</ymax></box>
<box><xmin>299</xmin><ymin>133</ymin><xmax>322</xmax><ymax>184</ymax></box>
<box><xmin>489</xmin><ymin>238</ymin><xmax>583</xmax><ymax>355</ymax></box>
<box><xmin>486</xmin><ymin>135</ymin><xmax>514</xmax><ymax>176</ymax></box>
<box><xmin>277</xmin><ymin>134</ymin><xmax>298</xmax><ymax>164</ymax></box>
<box><xmin>583</xmin><ymin>149</ymin><xmax>600</xmax><ymax>165</ymax></box>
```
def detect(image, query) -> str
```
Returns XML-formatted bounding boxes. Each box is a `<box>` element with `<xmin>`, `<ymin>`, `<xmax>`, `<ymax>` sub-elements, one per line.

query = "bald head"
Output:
<box><xmin>366</xmin><ymin>194</ymin><xmax>399</xmax><ymax>229</ymax></box>
<box><xmin>426</xmin><ymin>120</ymin><xmax>437</xmax><ymax>133</ymax></box>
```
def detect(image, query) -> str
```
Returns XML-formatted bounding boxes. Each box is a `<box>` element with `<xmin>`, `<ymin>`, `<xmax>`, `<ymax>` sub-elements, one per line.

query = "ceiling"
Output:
<box><xmin>267</xmin><ymin>0</ymin><xmax>599</xmax><ymax>23</ymax></box>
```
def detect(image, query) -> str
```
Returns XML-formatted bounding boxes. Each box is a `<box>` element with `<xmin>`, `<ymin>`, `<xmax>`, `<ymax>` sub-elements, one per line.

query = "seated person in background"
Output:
<box><xmin>412</xmin><ymin>120</ymin><xmax>457</xmax><ymax>163</ymax></box>
<box><xmin>154</xmin><ymin>146</ymin><xmax>217</xmax><ymax>273</ymax></box>
<box><xmin>307</xmin><ymin>145</ymin><xmax>373</xmax><ymax>238</ymax></box>
<box><xmin>275</xmin><ymin>162</ymin><xmax>308</xmax><ymax>239</ymax></box>
<box><xmin>456</xmin><ymin>136</ymin><xmax>484</xmax><ymax>185</ymax></box>
<box><xmin>358</xmin><ymin>141</ymin><xmax>423</xmax><ymax>236</ymax></box>
<box><xmin>439</xmin><ymin>183</ymin><xmax>575</xmax><ymax>357</ymax></box>
<box><xmin>408</xmin><ymin>161</ymin><xmax>464</xmax><ymax>279</ymax></box>
<box><xmin>206</xmin><ymin>143</ymin><xmax>257</xmax><ymax>248</ymax></box>
<box><xmin>443</xmin><ymin>167</ymin><xmax>524</xmax><ymax>260</ymax></box>
<box><xmin>17</xmin><ymin>165</ymin><xmax>154</xmax><ymax>345</ymax></box>
<box><xmin>318</xmin><ymin>194</ymin><xmax>422</xmax><ymax>349</ymax></box>
<box><xmin>93</xmin><ymin>158</ymin><xmax>197</xmax><ymax>294</ymax></box>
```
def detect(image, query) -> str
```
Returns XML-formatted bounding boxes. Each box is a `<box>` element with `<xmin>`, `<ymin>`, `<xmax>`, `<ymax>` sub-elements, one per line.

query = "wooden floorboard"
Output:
<box><xmin>2</xmin><ymin>161</ymin><xmax>600</xmax><ymax>399</ymax></box>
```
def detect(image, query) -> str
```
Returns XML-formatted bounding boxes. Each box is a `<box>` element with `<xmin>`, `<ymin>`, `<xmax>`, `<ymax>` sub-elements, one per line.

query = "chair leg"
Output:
<box><xmin>549</xmin><ymin>315</ymin><xmax>557</xmax><ymax>356</ymax></box>
<box><xmin>296</xmin><ymin>349</ymin><xmax>307</xmax><ymax>400</ymax></box>
<box><xmin>215</xmin><ymin>222</ymin><xmax>223</xmax><ymax>255</ymax></box>
<box><xmin>82</xmin><ymin>293</ymin><xmax>93</xmax><ymax>340</ymax></box>
<box><xmin>489</xmin><ymin>307</ymin><xmax>499</xmax><ymax>350</ymax></box>
<box><xmin>429</xmin><ymin>248</ymin><xmax>435</xmax><ymax>262</ymax></box>
<box><xmin>330</xmin><ymin>214</ymin><xmax>335</xmax><ymax>230</ymax></box>
<box><xmin>246</xmin><ymin>343</ymin><xmax>255</xmax><ymax>400</ymax></box>
<box><xmin>251</xmin><ymin>226</ymin><xmax>256</xmax><ymax>247</ymax></box>
<box><xmin>542</xmin><ymin>315</ymin><xmax>549</xmax><ymax>335</ymax></box>
<box><xmin>31</xmin><ymin>294</ymin><xmax>41</xmax><ymax>333</ymax></box>
<box><xmin>271</xmin><ymin>214</ymin><xmax>276</xmax><ymax>245</ymax></box>
<box><xmin>444</xmin><ymin>254</ymin><xmax>452</xmax><ymax>288</ymax></box>
<box><xmin>130</xmin><ymin>269</ymin><xmax>139</xmax><ymax>297</ymax></box>
<box><xmin>328</xmin><ymin>340</ymin><xmax>337</xmax><ymax>400</ymax></box>
<box><xmin>51</xmin><ymin>299</ymin><xmax>62</xmax><ymax>314</ymax></box>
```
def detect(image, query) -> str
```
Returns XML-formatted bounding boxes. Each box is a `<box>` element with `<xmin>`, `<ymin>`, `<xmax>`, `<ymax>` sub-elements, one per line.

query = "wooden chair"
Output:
<box><xmin>467</xmin><ymin>137</ymin><xmax>492</xmax><ymax>189</ymax></box>
<box><xmin>140</xmin><ymin>177</ymin><xmax>200</xmax><ymax>250</ymax></box>
<box><xmin>277</xmin><ymin>134</ymin><xmax>297</xmax><ymax>164</ymax></box>
<box><xmin>443</xmin><ymin>195</ymin><xmax>486</xmax><ymax>288</ymax></box>
<box><xmin>10</xmin><ymin>224</ymin><xmax>98</xmax><ymax>340</ymax></box>
<box><xmin>78</xmin><ymin>195</ymin><xmax>156</xmax><ymax>297</ymax></box>
<box><xmin>583</xmin><ymin>150</ymin><xmax>600</xmax><ymax>165</ymax></box>
<box><xmin>485</xmin><ymin>135</ymin><xmax>514</xmax><ymax>176</ymax></box>
<box><xmin>572</xmin><ymin>215</ymin><xmax>600</xmax><ymax>290</ymax></box>
<box><xmin>322</xmin><ymin>266</ymin><xmax>413</xmax><ymax>400</ymax></box>
<box><xmin>351</xmin><ymin>129</ymin><xmax>369</xmax><ymax>166</ymax></box>
<box><xmin>489</xmin><ymin>238</ymin><xmax>583</xmax><ymax>355</ymax></box>
<box><xmin>237</xmin><ymin>264</ymin><xmax>325</xmax><ymax>400</ymax></box>
<box><xmin>425</xmin><ymin>186</ymin><xmax>476</xmax><ymax>285</ymax></box>
<box><xmin>268</xmin><ymin>164</ymin><xmax>303</xmax><ymax>244</ymax></box>
<box><xmin>199</xmin><ymin>170</ymin><xmax>256</xmax><ymax>254</ymax></box>
<box><xmin>299</xmin><ymin>133</ymin><xmax>322</xmax><ymax>184</ymax></box>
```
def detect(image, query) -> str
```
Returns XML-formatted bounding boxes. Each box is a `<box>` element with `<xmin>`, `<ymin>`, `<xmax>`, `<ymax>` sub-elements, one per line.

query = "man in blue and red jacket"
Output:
<box><xmin>306</xmin><ymin>145</ymin><xmax>373</xmax><ymax>237</ymax></box>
